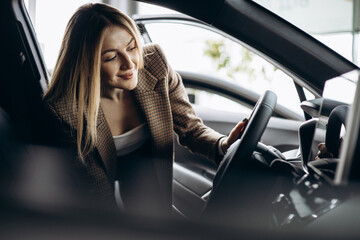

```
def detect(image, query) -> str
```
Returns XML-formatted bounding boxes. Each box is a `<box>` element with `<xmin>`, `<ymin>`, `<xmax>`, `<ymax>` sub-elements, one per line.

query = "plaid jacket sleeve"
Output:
<box><xmin>153</xmin><ymin>44</ymin><xmax>226</xmax><ymax>164</ymax></box>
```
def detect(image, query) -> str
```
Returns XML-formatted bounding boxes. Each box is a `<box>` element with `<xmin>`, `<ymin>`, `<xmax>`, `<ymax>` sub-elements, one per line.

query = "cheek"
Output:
<box><xmin>101</xmin><ymin>64</ymin><xmax>116</xmax><ymax>80</ymax></box>
<box><xmin>131</xmin><ymin>53</ymin><xmax>140</xmax><ymax>69</ymax></box>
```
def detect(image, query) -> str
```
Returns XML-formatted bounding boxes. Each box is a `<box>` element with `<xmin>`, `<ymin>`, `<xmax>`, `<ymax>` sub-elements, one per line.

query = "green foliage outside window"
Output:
<box><xmin>204</xmin><ymin>40</ymin><xmax>277</xmax><ymax>83</ymax></box>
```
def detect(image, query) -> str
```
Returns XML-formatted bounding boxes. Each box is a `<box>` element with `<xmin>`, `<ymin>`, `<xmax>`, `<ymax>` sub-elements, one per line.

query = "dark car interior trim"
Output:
<box><xmin>0</xmin><ymin>0</ymin><xmax>60</xmax><ymax>146</ymax></box>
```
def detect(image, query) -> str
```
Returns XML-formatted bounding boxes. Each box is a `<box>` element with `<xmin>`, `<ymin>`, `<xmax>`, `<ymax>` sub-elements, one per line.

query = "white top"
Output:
<box><xmin>113</xmin><ymin>123</ymin><xmax>150</xmax><ymax>156</ymax></box>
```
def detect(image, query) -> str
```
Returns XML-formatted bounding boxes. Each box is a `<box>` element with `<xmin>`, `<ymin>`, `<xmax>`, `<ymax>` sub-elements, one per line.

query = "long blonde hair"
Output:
<box><xmin>43</xmin><ymin>3</ymin><xmax>143</xmax><ymax>161</ymax></box>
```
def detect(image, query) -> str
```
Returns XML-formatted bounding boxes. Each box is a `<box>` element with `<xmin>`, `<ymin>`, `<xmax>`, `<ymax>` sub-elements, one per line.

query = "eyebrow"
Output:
<box><xmin>101</xmin><ymin>38</ymin><xmax>135</xmax><ymax>55</ymax></box>
<box><xmin>127</xmin><ymin>38</ymin><xmax>134</xmax><ymax>46</ymax></box>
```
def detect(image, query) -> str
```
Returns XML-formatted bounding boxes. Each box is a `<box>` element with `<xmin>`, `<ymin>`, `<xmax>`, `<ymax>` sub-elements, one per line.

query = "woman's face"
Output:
<box><xmin>100</xmin><ymin>25</ymin><xmax>139</xmax><ymax>91</ymax></box>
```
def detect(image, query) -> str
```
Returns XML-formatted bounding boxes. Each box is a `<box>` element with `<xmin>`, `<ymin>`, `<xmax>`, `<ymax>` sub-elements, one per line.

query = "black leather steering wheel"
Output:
<box><xmin>325</xmin><ymin>105</ymin><xmax>348</xmax><ymax>158</ymax></box>
<box><xmin>204</xmin><ymin>90</ymin><xmax>277</xmax><ymax>215</ymax></box>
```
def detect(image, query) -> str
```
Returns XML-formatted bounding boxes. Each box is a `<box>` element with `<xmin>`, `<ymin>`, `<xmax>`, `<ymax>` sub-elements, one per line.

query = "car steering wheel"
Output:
<box><xmin>325</xmin><ymin>105</ymin><xmax>348</xmax><ymax>158</ymax></box>
<box><xmin>204</xmin><ymin>90</ymin><xmax>277</xmax><ymax>217</ymax></box>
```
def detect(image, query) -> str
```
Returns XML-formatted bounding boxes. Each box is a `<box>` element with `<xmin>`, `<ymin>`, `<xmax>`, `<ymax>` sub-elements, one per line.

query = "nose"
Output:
<box><xmin>120</xmin><ymin>53</ymin><xmax>134</xmax><ymax>70</ymax></box>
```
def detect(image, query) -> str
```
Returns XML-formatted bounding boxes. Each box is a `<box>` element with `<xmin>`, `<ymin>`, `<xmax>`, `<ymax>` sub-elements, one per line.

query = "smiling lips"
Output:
<box><xmin>119</xmin><ymin>71</ymin><xmax>134</xmax><ymax>80</ymax></box>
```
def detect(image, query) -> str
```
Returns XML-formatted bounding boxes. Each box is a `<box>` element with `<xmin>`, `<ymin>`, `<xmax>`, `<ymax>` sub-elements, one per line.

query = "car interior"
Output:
<box><xmin>1</xmin><ymin>0</ymin><xmax>360</xmax><ymax>238</ymax></box>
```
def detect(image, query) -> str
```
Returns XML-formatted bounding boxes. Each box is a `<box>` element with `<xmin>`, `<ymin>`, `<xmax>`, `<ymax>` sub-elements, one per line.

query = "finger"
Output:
<box><xmin>223</xmin><ymin>118</ymin><xmax>249</xmax><ymax>152</ymax></box>
<box><xmin>233</xmin><ymin>118</ymin><xmax>248</xmax><ymax>133</ymax></box>
<box><xmin>234</xmin><ymin>118</ymin><xmax>248</xmax><ymax>136</ymax></box>
<box><xmin>228</xmin><ymin>118</ymin><xmax>248</xmax><ymax>143</ymax></box>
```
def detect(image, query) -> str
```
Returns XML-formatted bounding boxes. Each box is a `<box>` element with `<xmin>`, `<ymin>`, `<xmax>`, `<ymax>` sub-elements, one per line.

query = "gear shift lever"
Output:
<box><xmin>298</xmin><ymin>118</ymin><xmax>318</xmax><ymax>173</ymax></box>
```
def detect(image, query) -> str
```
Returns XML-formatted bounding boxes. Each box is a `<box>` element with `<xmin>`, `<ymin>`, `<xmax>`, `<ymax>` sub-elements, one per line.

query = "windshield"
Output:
<box><xmin>252</xmin><ymin>0</ymin><xmax>360</xmax><ymax>66</ymax></box>
<box><xmin>323</xmin><ymin>70</ymin><xmax>358</xmax><ymax>103</ymax></box>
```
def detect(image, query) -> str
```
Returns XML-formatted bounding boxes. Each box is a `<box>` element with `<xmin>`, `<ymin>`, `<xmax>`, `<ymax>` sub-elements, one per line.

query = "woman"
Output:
<box><xmin>44</xmin><ymin>3</ymin><xmax>246</xmax><ymax>215</ymax></box>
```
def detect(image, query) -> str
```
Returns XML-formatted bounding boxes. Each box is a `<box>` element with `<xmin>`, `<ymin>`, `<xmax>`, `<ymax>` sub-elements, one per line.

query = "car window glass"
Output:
<box><xmin>144</xmin><ymin>22</ymin><xmax>303</xmax><ymax>116</ymax></box>
<box><xmin>252</xmin><ymin>0</ymin><xmax>359</xmax><ymax>65</ymax></box>
<box><xmin>304</xmin><ymin>88</ymin><xmax>315</xmax><ymax>100</ymax></box>
<box><xmin>186</xmin><ymin>88</ymin><xmax>252</xmax><ymax>114</ymax></box>
<box><xmin>24</xmin><ymin>0</ymin><xmax>101</xmax><ymax>74</ymax></box>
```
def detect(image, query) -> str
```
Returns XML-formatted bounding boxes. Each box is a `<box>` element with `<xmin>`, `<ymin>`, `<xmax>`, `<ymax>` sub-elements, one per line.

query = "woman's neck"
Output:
<box><xmin>101</xmin><ymin>87</ymin><xmax>128</xmax><ymax>102</ymax></box>
<box><xmin>100</xmin><ymin>88</ymin><xmax>143</xmax><ymax>136</ymax></box>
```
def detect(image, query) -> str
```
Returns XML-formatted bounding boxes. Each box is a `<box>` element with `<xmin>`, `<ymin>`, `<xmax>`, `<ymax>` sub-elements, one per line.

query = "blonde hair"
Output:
<box><xmin>43</xmin><ymin>3</ymin><xmax>143</xmax><ymax>161</ymax></box>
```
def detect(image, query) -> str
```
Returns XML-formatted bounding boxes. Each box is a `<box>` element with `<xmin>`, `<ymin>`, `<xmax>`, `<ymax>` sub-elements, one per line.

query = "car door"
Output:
<box><xmin>134</xmin><ymin>15</ymin><xmax>310</xmax><ymax>217</ymax></box>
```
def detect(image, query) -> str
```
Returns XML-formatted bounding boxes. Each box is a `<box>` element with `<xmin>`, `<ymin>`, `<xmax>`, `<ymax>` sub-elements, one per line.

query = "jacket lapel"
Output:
<box><xmin>135</xmin><ymin>67</ymin><xmax>159</xmax><ymax>91</ymax></box>
<box><xmin>95</xmin><ymin>106</ymin><xmax>117</xmax><ymax>182</ymax></box>
<box><xmin>132</xmin><ymin>68</ymin><xmax>173</xmax><ymax>207</ymax></box>
<box><xmin>133</xmin><ymin>68</ymin><xmax>173</xmax><ymax>157</ymax></box>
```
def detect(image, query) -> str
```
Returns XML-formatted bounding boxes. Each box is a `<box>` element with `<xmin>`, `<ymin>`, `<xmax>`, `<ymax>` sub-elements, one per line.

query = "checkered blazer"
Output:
<box><xmin>47</xmin><ymin>44</ymin><xmax>225</xmax><ymax>212</ymax></box>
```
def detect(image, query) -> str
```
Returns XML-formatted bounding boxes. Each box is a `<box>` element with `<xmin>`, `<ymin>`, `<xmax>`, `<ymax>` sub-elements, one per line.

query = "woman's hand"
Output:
<box><xmin>221</xmin><ymin>118</ymin><xmax>248</xmax><ymax>153</ymax></box>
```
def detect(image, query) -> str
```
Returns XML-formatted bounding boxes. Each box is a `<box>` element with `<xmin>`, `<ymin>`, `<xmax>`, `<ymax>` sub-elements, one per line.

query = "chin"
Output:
<box><xmin>125</xmin><ymin>78</ymin><xmax>138</xmax><ymax>91</ymax></box>
<box><xmin>128</xmin><ymin>72</ymin><xmax>138</xmax><ymax>90</ymax></box>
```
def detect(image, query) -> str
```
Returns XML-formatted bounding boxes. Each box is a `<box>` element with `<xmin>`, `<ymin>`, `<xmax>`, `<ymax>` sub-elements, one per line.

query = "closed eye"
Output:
<box><xmin>104</xmin><ymin>55</ymin><xmax>117</xmax><ymax>62</ymax></box>
<box><xmin>128</xmin><ymin>46</ymin><xmax>137</xmax><ymax>51</ymax></box>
